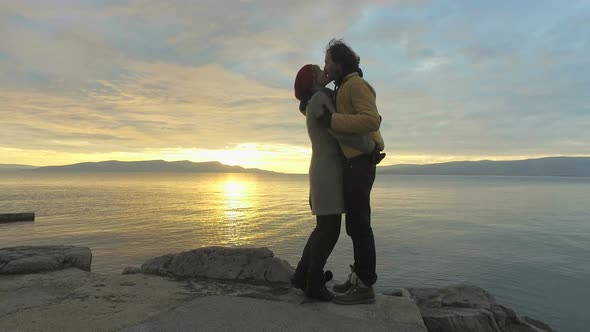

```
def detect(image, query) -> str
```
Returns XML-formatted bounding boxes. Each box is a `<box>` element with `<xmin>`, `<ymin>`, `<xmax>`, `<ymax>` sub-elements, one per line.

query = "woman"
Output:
<box><xmin>291</xmin><ymin>64</ymin><xmax>375</xmax><ymax>301</ymax></box>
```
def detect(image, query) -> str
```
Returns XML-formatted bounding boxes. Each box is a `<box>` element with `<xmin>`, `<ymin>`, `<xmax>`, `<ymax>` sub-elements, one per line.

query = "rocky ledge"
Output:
<box><xmin>388</xmin><ymin>285</ymin><xmax>555</xmax><ymax>332</ymax></box>
<box><xmin>0</xmin><ymin>246</ymin><xmax>555</xmax><ymax>332</ymax></box>
<box><xmin>0</xmin><ymin>245</ymin><xmax>92</xmax><ymax>274</ymax></box>
<box><xmin>122</xmin><ymin>246</ymin><xmax>294</xmax><ymax>283</ymax></box>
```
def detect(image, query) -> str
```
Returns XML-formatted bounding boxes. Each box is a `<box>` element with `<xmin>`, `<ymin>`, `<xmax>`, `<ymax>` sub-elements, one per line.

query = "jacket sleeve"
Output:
<box><xmin>331</xmin><ymin>81</ymin><xmax>381</xmax><ymax>134</ymax></box>
<box><xmin>311</xmin><ymin>91</ymin><xmax>375</xmax><ymax>153</ymax></box>
<box><xmin>329</xmin><ymin>130</ymin><xmax>376</xmax><ymax>154</ymax></box>
<box><xmin>310</xmin><ymin>92</ymin><xmax>335</xmax><ymax>118</ymax></box>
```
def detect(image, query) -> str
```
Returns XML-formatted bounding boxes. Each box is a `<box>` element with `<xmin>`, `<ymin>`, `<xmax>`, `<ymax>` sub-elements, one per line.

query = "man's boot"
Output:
<box><xmin>333</xmin><ymin>265</ymin><xmax>356</xmax><ymax>293</ymax></box>
<box><xmin>332</xmin><ymin>279</ymin><xmax>376</xmax><ymax>305</ymax></box>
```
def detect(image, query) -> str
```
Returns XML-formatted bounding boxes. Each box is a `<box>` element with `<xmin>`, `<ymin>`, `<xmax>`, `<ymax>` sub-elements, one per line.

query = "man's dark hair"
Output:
<box><xmin>326</xmin><ymin>38</ymin><xmax>360</xmax><ymax>71</ymax></box>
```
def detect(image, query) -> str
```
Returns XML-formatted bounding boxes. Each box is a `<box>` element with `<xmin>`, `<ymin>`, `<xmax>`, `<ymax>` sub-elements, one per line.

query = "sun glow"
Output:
<box><xmin>3</xmin><ymin>147</ymin><xmax>575</xmax><ymax>174</ymax></box>
<box><xmin>157</xmin><ymin>143</ymin><xmax>311</xmax><ymax>174</ymax></box>
<box><xmin>0</xmin><ymin>144</ymin><xmax>312</xmax><ymax>174</ymax></box>
<box><xmin>222</xmin><ymin>180</ymin><xmax>251</xmax><ymax>201</ymax></box>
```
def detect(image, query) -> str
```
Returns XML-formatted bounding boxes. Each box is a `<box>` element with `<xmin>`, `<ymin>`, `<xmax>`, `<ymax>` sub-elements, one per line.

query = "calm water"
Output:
<box><xmin>1</xmin><ymin>172</ymin><xmax>589</xmax><ymax>331</ymax></box>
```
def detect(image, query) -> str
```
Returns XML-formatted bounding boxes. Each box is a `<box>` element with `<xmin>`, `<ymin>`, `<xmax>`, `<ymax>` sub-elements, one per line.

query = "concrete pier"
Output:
<box><xmin>0</xmin><ymin>213</ymin><xmax>35</xmax><ymax>223</ymax></box>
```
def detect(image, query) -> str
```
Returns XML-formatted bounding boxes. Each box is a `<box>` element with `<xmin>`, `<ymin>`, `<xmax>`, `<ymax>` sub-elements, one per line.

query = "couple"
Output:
<box><xmin>291</xmin><ymin>39</ymin><xmax>386</xmax><ymax>304</ymax></box>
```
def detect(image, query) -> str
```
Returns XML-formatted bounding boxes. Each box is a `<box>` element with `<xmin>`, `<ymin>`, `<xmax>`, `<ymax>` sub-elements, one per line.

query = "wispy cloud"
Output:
<box><xmin>1</xmin><ymin>0</ymin><xmax>589</xmax><ymax>172</ymax></box>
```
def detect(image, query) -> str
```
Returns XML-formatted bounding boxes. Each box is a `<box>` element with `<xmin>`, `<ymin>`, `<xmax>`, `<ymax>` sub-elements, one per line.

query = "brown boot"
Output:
<box><xmin>333</xmin><ymin>265</ymin><xmax>355</xmax><ymax>294</ymax></box>
<box><xmin>332</xmin><ymin>280</ymin><xmax>375</xmax><ymax>305</ymax></box>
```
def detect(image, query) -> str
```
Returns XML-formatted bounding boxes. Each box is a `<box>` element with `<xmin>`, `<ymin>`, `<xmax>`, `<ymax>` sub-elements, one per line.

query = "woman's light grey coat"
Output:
<box><xmin>306</xmin><ymin>90</ymin><xmax>346</xmax><ymax>216</ymax></box>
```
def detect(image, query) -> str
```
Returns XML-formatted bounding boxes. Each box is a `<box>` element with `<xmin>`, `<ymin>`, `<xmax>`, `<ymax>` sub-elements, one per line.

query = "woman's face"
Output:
<box><xmin>314</xmin><ymin>66</ymin><xmax>329</xmax><ymax>86</ymax></box>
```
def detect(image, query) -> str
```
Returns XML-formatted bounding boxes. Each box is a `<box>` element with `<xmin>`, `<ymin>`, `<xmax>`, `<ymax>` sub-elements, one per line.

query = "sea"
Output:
<box><xmin>1</xmin><ymin>172</ymin><xmax>589</xmax><ymax>331</ymax></box>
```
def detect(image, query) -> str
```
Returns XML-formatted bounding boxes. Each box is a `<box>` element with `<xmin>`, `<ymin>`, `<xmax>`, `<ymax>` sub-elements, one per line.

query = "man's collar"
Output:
<box><xmin>336</xmin><ymin>72</ymin><xmax>359</xmax><ymax>87</ymax></box>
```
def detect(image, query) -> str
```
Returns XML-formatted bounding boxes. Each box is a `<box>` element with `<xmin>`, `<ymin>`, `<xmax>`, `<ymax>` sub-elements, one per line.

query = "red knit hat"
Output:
<box><xmin>294</xmin><ymin>64</ymin><xmax>315</xmax><ymax>101</ymax></box>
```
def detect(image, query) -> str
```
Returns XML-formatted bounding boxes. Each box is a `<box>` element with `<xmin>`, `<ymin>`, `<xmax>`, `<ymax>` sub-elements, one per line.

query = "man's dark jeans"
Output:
<box><xmin>343</xmin><ymin>154</ymin><xmax>377</xmax><ymax>287</ymax></box>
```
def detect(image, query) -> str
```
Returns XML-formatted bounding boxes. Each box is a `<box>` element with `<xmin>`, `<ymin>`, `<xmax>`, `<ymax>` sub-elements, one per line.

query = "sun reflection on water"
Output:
<box><xmin>217</xmin><ymin>177</ymin><xmax>258</xmax><ymax>245</ymax></box>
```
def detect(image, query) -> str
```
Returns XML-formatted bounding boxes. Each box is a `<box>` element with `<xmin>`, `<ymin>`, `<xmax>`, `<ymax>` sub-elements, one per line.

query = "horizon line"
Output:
<box><xmin>3</xmin><ymin>155</ymin><xmax>590</xmax><ymax>175</ymax></box>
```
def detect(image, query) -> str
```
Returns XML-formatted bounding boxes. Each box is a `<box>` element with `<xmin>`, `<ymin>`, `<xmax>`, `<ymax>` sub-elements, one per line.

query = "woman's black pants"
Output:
<box><xmin>293</xmin><ymin>214</ymin><xmax>342</xmax><ymax>292</ymax></box>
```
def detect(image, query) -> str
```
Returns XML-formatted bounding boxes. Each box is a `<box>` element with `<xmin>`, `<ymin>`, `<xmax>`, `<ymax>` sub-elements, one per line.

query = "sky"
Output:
<box><xmin>1</xmin><ymin>0</ymin><xmax>589</xmax><ymax>173</ymax></box>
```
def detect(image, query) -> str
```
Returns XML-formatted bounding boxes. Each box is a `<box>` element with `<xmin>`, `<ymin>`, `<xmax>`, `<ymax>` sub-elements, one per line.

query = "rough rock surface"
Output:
<box><xmin>388</xmin><ymin>284</ymin><xmax>555</xmax><ymax>332</ymax></box>
<box><xmin>0</xmin><ymin>246</ymin><xmax>555</xmax><ymax>332</ymax></box>
<box><xmin>0</xmin><ymin>268</ymin><xmax>191</xmax><ymax>331</ymax></box>
<box><xmin>123</xmin><ymin>294</ymin><xmax>427</xmax><ymax>332</ymax></box>
<box><xmin>130</xmin><ymin>246</ymin><xmax>295</xmax><ymax>283</ymax></box>
<box><xmin>1</xmin><ymin>268</ymin><xmax>427</xmax><ymax>332</ymax></box>
<box><xmin>0</xmin><ymin>246</ymin><xmax>92</xmax><ymax>274</ymax></box>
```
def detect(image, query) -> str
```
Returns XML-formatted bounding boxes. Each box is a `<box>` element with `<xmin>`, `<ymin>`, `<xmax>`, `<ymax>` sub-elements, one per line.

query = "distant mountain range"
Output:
<box><xmin>377</xmin><ymin>157</ymin><xmax>590</xmax><ymax>177</ymax></box>
<box><xmin>0</xmin><ymin>160</ymin><xmax>276</xmax><ymax>174</ymax></box>
<box><xmin>0</xmin><ymin>164</ymin><xmax>37</xmax><ymax>171</ymax></box>
<box><xmin>1</xmin><ymin>157</ymin><xmax>589</xmax><ymax>176</ymax></box>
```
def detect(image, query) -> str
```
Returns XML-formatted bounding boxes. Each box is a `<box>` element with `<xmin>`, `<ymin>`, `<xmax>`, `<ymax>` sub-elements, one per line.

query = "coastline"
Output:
<box><xmin>0</xmin><ymin>246</ymin><xmax>555</xmax><ymax>332</ymax></box>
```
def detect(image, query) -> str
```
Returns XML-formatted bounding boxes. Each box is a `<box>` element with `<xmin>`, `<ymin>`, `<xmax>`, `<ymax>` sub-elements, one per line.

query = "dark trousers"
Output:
<box><xmin>344</xmin><ymin>154</ymin><xmax>377</xmax><ymax>287</ymax></box>
<box><xmin>293</xmin><ymin>214</ymin><xmax>342</xmax><ymax>292</ymax></box>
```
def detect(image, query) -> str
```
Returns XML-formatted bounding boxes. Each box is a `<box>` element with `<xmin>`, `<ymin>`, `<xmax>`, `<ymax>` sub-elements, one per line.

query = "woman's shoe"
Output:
<box><xmin>305</xmin><ymin>285</ymin><xmax>334</xmax><ymax>302</ymax></box>
<box><xmin>323</xmin><ymin>270</ymin><xmax>333</xmax><ymax>282</ymax></box>
<box><xmin>290</xmin><ymin>275</ymin><xmax>306</xmax><ymax>291</ymax></box>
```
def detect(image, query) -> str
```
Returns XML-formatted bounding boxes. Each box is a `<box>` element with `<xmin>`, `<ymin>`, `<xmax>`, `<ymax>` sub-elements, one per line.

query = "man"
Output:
<box><xmin>319</xmin><ymin>38</ymin><xmax>385</xmax><ymax>305</ymax></box>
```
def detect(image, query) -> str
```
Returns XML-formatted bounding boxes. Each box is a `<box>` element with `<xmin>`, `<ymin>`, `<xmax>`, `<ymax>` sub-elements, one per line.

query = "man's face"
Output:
<box><xmin>324</xmin><ymin>52</ymin><xmax>341</xmax><ymax>82</ymax></box>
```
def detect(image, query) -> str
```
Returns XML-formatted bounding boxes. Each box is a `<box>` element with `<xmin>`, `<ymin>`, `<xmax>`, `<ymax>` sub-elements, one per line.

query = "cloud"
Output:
<box><xmin>0</xmin><ymin>62</ymin><xmax>306</xmax><ymax>153</ymax></box>
<box><xmin>1</xmin><ymin>0</ymin><xmax>589</xmax><ymax>171</ymax></box>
